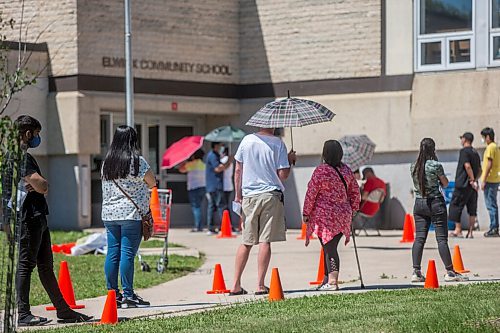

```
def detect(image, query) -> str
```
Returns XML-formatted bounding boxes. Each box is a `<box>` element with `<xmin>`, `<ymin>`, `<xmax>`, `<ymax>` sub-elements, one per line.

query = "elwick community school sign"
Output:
<box><xmin>102</xmin><ymin>56</ymin><xmax>232</xmax><ymax>76</ymax></box>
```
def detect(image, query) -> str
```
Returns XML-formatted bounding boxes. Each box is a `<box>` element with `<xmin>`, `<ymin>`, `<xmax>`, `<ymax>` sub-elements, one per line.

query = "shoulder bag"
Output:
<box><xmin>112</xmin><ymin>180</ymin><xmax>153</xmax><ymax>241</ymax></box>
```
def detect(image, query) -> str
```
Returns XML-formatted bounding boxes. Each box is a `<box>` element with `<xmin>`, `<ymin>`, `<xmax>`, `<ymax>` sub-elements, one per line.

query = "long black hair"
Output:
<box><xmin>413</xmin><ymin>138</ymin><xmax>438</xmax><ymax>197</ymax></box>
<box><xmin>102</xmin><ymin>125</ymin><xmax>140</xmax><ymax>180</ymax></box>
<box><xmin>322</xmin><ymin>140</ymin><xmax>343</xmax><ymax>168</ymax></box>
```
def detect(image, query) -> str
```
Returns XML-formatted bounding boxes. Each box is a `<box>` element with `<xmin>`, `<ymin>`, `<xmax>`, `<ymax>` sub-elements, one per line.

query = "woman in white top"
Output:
<box><xmin>179</xmin><ymin>149</ymin><xmax>206</xmax><ymax>232</ymax></box>
<box><xmin>101</xmin><ymin>125</ymin><xmax>156</xmax><ymax>308</ymax></box>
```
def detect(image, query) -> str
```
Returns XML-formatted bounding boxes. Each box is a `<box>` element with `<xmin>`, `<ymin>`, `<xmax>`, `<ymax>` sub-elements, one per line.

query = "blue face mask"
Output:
<box><xmin>28</xmin><ymin>135</ymin><xmax>41</xmax><ymax>148</ymax></box>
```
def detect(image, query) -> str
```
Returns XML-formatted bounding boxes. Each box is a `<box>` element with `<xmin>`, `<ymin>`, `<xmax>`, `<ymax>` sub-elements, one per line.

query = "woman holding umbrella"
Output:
<box><xmin>302</xmin><ymin>140</ymin><xmax>360</xmax><ymax>290</ymax></box>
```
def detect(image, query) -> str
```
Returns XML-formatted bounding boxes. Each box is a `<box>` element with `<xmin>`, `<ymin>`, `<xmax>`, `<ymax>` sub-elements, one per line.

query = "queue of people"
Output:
<box><xmin>5</xmin><ymin>114</ymin><xmax>499</xmax><ymax>326</ymax></box>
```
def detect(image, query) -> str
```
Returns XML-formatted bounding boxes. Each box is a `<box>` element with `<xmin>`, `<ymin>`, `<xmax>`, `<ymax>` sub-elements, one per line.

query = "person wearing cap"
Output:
<box><xmin>449</xmin><ymin>132</ymin><xmax>481</xmax><ymax>238</ymax></box>
<box><xmin>359</xmin><ymin>167</ymin><xmax>386</xmax><ymax>216</ymax></box>
<box><xmin>480</xmin><ymin>127</ymin><xmax>500</xmax><ymax>237</ymax></box>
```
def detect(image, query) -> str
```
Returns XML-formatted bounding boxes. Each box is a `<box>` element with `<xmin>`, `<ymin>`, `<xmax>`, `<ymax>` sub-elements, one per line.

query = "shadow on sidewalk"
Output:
<box><xmin>357</xmin><ymin>246</ymin><xmax>437</xmax><ymax>251</ymax></box>
<box><xmin>283</xmin><ymin>283</ymin><xmax>419</xmax><ymax>294</ymax></box>
<box><xmin>147</xmin><ymin>302</ymin><xmax>218</xmax><ymax>309</ymax></box>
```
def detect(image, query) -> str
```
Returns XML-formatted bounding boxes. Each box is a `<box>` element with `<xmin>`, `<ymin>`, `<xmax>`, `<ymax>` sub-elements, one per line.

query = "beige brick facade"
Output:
<box><xmin>240</xmin><ymin>0</ymin><xmax>381</xmax><ymax>84</ymax></box>
<box><xmin>1</xmin><ymin>0</ymin><xmax>78</xmax><ymax>76</ymax></box>
<box><xmin>77</xmin><ymin>0</ymin><xmax>239</xmax><ymax>84</ymax></box>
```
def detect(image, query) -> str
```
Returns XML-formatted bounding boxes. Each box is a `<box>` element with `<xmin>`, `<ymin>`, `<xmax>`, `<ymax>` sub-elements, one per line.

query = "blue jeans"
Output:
<box><xmin>188</xmin><ymin>187</ymin><xmax>205</xmax><ymax>230</ymax></box>
<box><xmin>206</xmin><ymin>190</ymin><xmax>223</xmax><ymax>231</ymax></box>
<box><xmin>104</xmin><ymin>220</ymin><xmax>142</xmax><ymax>298</ymax></box>
<box><xmin>484</xmin><ymin>183</ymin><xmax>499</xmax><ymax>230</ymax></box>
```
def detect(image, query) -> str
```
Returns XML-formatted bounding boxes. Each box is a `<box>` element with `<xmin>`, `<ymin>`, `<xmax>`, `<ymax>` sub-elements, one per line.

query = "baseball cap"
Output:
<box><xmin>460</xmin><ymin>132</ymin><xmax>474</xmax><ymax>143</ymax></box>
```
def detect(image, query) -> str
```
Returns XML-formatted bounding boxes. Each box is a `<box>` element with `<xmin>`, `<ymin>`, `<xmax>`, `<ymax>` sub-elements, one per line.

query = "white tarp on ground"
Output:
<box><xmin>70</xmin><ymin>232</ymin><xmax>107</xmax><ymax>256</ymax></box>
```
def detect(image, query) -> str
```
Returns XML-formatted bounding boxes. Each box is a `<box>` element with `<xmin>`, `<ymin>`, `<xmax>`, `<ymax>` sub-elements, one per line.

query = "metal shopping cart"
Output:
<box><xmin>138</xmin><ymin>188</ymin><xmax>172</xmax><ymax>273</ymax></box>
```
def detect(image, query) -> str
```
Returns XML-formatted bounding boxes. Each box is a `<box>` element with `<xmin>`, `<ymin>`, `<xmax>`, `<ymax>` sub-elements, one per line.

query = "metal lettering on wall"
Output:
<box><xmin>102</xmin><ymin>56</ymin><xmax>232</xmax><ymax>76</ymax></box>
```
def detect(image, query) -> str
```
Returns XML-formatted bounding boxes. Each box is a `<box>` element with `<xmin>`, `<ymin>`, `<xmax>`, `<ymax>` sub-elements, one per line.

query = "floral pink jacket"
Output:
<box><xmin>303</xmin><ymin>163</ymin><xmax>361</xmax><ymax>245</ymax></box>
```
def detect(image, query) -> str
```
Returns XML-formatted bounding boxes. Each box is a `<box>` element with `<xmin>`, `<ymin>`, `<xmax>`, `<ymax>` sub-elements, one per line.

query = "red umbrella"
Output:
<box><xmin>161</xmin><ymin>136</ymin><xmax>204</xmax><ymax>169</ymax></box>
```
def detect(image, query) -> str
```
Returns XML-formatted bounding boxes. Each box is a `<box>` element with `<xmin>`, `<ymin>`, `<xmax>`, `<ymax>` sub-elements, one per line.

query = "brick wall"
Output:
<box><xmin>240</xmin><ymin>0</ymin><xmax>381</xmax><ymax>84</ymax></box>
<box><xmin>0</xmin><ymin>0</ymin><xmax>78</xmax><ymax>76</ymax></box>
<box><xmin>77</xmin><ymin>0</ymin><xmax>240</xmax><ymax>84</ymax></box>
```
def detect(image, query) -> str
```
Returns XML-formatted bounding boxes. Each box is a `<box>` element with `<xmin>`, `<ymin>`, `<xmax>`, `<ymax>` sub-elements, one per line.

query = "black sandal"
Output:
<box><xmin>18</xmin><ymin>314</ymin><xmax>52</xmax><ymax>327</ymax></box>
<box><xmin>229</xmin><ymin>288</ymin><xmax>248</xmax><ymax>296</ymax></box>
<box><xmin>254</xmin><ymin>286</ymin><xmax>270</xmax><ymax>295</ymax></box>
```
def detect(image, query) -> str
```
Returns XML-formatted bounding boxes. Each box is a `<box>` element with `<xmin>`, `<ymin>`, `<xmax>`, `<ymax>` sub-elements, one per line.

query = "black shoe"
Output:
<box><xmin>116</xmin><ymin>292</ymin><xmax>124</xmax><ymax>308</ymax></box>
<box><xmin>484</xmin><ymin>229</ymin><xmax>499</xmax><ymax>237</ymax></box>
<box><xmin>121</xmin><ymin>294</ymin><xmax>150</xmax><ymax>309</ymax></box>
<box><xmin>57</xmin><ymin>309</ymin><xmax>93</xmax><ymax>324</ymax></box>
<box><xmin>18</xmin><ymin>314</ymin><xmax>52</xmax><ymax>327</ymax></box>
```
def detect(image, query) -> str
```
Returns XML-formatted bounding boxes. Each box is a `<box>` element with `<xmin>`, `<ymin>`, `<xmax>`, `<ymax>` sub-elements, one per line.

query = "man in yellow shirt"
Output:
<box><xmin>480</xmin><ymin>128</ymin><xmax>500</xmax><ymax>237</ymax></box>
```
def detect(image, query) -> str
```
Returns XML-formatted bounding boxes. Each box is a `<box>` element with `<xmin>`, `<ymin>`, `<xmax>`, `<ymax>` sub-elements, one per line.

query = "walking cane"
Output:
<box><xmin>351</xmin><ymin>222</ymin><xmax>365</xmax><ymax>289</ymax></box>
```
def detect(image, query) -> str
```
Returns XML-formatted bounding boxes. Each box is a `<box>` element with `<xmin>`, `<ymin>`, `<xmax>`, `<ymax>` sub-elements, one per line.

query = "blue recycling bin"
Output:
<box><xmin>443</xmin><ymin>181</ymin><xmax>455</xmax><ymax>230</ymax></box>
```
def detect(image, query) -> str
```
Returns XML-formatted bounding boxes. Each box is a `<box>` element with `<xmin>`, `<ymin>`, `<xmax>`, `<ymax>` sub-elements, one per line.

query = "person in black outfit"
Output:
<box><xmin>449</xmin><ymin>132</ymin><xmax>482</xmax><ymax>238</ymax></box>
<box><xmin>13</xmin><ymin>115</ymin><xmax>92</xmax><ymax>326</ymax></box>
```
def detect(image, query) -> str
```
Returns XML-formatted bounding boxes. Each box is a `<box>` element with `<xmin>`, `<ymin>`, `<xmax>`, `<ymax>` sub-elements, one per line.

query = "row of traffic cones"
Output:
<box><xmin>206</xmin><ymin>264</ymin><xmax>285</xmax><ymax>301</ymax></box>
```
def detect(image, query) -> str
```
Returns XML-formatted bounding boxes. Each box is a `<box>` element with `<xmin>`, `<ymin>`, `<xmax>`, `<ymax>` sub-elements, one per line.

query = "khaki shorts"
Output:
<box><xmin>241</xmin><ymin>191</ymin><xmax>286</xmax><ymax>245</ymax></box>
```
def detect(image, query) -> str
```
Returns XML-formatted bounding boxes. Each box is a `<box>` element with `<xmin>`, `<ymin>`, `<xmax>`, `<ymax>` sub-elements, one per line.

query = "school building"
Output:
<box><xmin>2</xmin><ymin>0</ymin><xmax>499</xmax><ymax>230</ymax></box>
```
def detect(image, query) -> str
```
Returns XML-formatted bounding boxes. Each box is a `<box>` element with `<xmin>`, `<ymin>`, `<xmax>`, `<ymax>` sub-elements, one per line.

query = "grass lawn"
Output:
<box><xmin>43</xmin><ymin>283</ymin><xmax>500</xmax><ymax>333</ymax></box>
<box><xmin>1</xmin><ymin>231</ymin><xmax>202</xmax><ymax>306</ymax></box>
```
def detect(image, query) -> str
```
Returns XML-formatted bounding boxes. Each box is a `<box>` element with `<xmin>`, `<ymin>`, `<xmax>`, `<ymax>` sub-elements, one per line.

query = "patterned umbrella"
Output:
<box><xmin>245</xmin><ymin>91</ymin><xmax>335</xmax><ymax>149</ymax></box>
<box><xmin>205</xmin><ymin>125</ymin><xmax>246</xmax><ymax>143</ymax></box>
<box><xmin>339</xmin><ymin>135</ymin><xmax>376</xmax><ymax>171</ymax></box>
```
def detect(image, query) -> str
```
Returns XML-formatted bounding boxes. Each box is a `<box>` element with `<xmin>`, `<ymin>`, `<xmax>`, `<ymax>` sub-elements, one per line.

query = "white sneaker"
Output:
<box><xmin>206</xmin><ymin>230</ymin><xmax>216</xmax><ymax>235</ymax></box>
<box><xmin>444</xmin><ymin>271</ymin><xmax>469</xmax><ymax>282</ymax></box>
<box><xmin>411</xmin><ymin>270</ymin><xmax>426</xmax><ymax>283</ymax></box>
<box><xmin>317</xmin><ymin>283</ymin><xmax>339</xmax><ymax>291</ymax></box>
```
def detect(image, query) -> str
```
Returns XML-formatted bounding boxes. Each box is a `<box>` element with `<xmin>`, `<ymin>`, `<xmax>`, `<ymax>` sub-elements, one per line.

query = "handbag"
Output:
<box><xmin>112</xmin><ymin>180</ymin><xmax>154</xmax><ymax>241</ymax></box>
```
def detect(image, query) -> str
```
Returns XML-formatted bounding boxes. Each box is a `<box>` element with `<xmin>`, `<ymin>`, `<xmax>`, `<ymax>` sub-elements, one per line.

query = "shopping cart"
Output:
<box><xmin>138</xmin><ymin>188</ymin><xmax>172</xmax><ymax>273</ymax></box>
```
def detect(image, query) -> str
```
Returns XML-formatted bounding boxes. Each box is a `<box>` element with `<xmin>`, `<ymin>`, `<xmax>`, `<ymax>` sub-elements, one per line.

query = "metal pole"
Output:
<box><xmin>124</xmin><ymin>0</ymin><xmax>134</xmax><ymax>127</ymax></box>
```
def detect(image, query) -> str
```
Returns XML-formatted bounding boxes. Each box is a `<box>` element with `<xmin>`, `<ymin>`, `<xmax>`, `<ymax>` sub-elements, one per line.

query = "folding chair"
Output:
<box><xmin>354</xmin><ymin>188</ymin><xmax>386</xmax><ymax>236</ymax></box>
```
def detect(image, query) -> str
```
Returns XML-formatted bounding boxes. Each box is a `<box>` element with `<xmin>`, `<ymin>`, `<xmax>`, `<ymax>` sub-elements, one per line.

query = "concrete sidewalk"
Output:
<box><xmin>30</xmin><ymin>228</ymin><xmax>500</xmax><ymax>327</ymax></box>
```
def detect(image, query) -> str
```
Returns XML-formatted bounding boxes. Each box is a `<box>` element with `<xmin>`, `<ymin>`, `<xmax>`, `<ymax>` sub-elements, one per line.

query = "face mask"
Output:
<box><xmin>481</xmin><ymin>138</ymin><xmax>485</xmax><ymax>144</ymax></box>
<box><xmin>219</xmin><ymin>146</ymin><xmax>225</xmax><ymax>154</ymax></box>
<box><xmin>28</xmin><ymin>135</ymin><xmax>41</xmax><ymax>148</ymax></box>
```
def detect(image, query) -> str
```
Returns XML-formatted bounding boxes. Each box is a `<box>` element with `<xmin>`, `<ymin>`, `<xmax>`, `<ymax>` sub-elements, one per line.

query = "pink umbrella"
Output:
<box><xmin>161</xmin><ymin>136</ymin><xmax>204</xmax><ymax>169</ymax></box>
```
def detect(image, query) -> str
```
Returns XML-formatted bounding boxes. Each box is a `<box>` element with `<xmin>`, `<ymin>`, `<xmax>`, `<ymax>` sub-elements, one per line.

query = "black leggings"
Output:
<box><xmin>319</xmin><ymin>233</ymin><xmax>343</xmax><ymax>280</ymax></box>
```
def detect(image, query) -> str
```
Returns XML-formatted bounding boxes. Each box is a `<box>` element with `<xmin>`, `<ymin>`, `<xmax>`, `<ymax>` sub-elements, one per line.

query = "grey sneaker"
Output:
<box><xmin>411</xmin><ymin>270</ymin><xmax>426</xmax><ymax>283</ymax></box>
<box><xmin>444</xmin><ymin>271</ymin><xmax>469</xmax><ymax>282</ymax></box>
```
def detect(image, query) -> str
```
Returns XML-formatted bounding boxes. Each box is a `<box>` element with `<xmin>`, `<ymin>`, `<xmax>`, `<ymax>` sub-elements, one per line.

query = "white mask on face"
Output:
<box><xmin>481</xmin><ymin>138</ymin><xmax>485</xmax><ymax>144</ymax></box>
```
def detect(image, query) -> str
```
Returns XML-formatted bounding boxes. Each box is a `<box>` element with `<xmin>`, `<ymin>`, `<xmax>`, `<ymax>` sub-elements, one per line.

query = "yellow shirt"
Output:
<box><xmin>482</xmin><ymin>142</ymin><xmax>500</xmax><ymax>183</ymax></box>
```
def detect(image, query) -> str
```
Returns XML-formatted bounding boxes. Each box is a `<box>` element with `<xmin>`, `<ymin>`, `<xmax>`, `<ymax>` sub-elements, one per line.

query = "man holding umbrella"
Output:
<box><xmin>205</xmin><ymin>142</ymin><xmax>233</xmax><ymax>235</ymax></box>
<box><xmin>230</xmin><ymin>128</ymin><xmax>296</xmax><ymax>295</ymax></box>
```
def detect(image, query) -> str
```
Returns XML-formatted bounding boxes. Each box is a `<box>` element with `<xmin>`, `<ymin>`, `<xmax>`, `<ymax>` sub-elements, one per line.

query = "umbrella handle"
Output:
<box><xmin>290</xmin><ymin>127</ymin><xmax>294</xmax><ymax>151</ymax></box>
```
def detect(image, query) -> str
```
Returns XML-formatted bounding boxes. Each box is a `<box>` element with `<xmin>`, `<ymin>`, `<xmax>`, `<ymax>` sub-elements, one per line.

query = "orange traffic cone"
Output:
<box><xmin>297</xmin><ymin>223</ymin><xmax>316</xmax><ymax>240</ymax></box>
<box><xmin>99</xmin><ymin>290</ymin><xmax>118</xmax><ymax>325</ymax></box>
<box><xmin>400</xmin><ymin>214</ymin><xmax>415</xmax><ymax>243</ymax></box>
<box><xmin>269</xmin><ymin>268</ymin><xmax>285</xmax><ymax>301</ymax></box>
<box><xmin>46</xmin><ymin>261</ymin><xmax>84</xmax><ymax>310</ymax></box>
<box><xmin>217</xmin><ymin>210</ymin><xmax>236</xmax><ymax>238</ymax></box>
<box><xmin>150</xmin><ymin>187</ymin><xmax>162</xmax><ymax>223</ymax></box>
<box><xmin>452</xmin><ymin>245</ymin><xmax>470</xmax><ymax>273</ymax></box>
<box><xmin>309</xmin><ymin>248</ymin><xmax>325</xmax><ymax>285</ymax></box>
<box><xmin>206</xmin><ymin>264</ymin><xmax>230</xmax><ymax>294</ymax></box>
<box><xmin>424</xmin><ymin>259</ymin><xmax>439</xmax><ymax>289</ymax></box>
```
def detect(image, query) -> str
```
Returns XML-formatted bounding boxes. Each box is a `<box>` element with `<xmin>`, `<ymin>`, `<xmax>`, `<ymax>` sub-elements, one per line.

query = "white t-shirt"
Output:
<box><xmin>223</xmin><ymin>161</ymin><xmax>234</xmax><ymax>192</ymax></box>
<box><xmin>101</xmin><ymin>156</ymin><xmax>151</xmax><ymax>221</ymax></box>
<box><xmin>234</xmin><ymin>133</ymin><xmax>290</xmax><ymax>197</ymax></box>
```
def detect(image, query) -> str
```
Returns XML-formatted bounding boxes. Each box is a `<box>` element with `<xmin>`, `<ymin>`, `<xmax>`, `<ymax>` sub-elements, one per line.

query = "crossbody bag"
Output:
<box><xmin>112</xmin><ymin>180</ymin><xmax>153</xmax><ymax>241</ymax></box>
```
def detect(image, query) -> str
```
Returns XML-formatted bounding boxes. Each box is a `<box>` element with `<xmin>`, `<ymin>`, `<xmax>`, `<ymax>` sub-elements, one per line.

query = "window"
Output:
<box><xmin>416</xmin><ymin>0</ymin><xmax>475</xmax><ymax>71</ymax></box>
<box><xmin>491</xmin><ymin>0</ymin><xmax>500</xmax><ymax>64</ymax></box>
